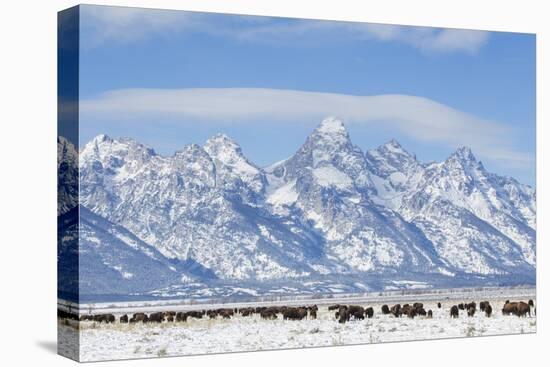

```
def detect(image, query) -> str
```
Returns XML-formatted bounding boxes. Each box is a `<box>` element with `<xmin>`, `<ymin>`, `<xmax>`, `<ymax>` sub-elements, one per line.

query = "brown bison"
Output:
<box><xmin>485</xmin><ymin>304</ymin><xmax>492</xmax><ymax>317</ymax></box>
<box><xmin>381</xmin><ymin>304</ymin><xmax>390</xmax><ymax>314</ymax></box>
<box><xmin>309</xmin><ymin>309</ymin><xmax>317</xmax><ymax>319</ymax></box>
<box><xmin>502</xmin><ymin>302</ymin><xmax>517</xmax><ymax>316</ymax></box>
<box><xmin>283</xmin><ymin>307</ymin><xmax>308</xmax><ymax>320</ymax></box>
<box><xmin>207</xmin><ymin>310</ymin><xmax>218</xmax><ymax>319</ymax></box>
<box><xmin>79</xmin><ymin>314</ymin><xmax>94</xmax><ymax>321</ymax></box>
<box><xmin>479</xmin><ymin>301</ymin><xmax>489</xmax><ymax>312</ymax></box>
<box><xmin>516</xmin><ymin>302</ymin><xmax>531</xmax><ymax>317</ymax></box>
<box><xmin>218</xmin><ymin>309</ymin><xmax>234</xmax><ymax>319</ymax></box>
<box><xmin>365</xmin><ymin>307</ymin><xmax>374</xmax><ymax>318</ymax></box>
<box><xmin>467</xmin><ymin>307</ymin><xmax>475</xmax><ymax>317</ymax></box>
<box><xmin>260</xmin><ymin>309</ymin><xmax>277</xmax><ymax>320</ymax></box>
<box><xmin>149</xmin><ymin>312</ymin><xmax>165</xmax><ymax>323</ymax></box>
<box><xmin>175</xmin><ymin>312</ymin><xmax>187</xmax><ymax>322</ymax></box>
<box><xmin>328</xmin><ymin>304</ymin><xmax>341</xmax><ymax>311</ymax></box>
<box><xmin>437</xmin><ymin>302</ymin><xmax>442</xmax><ymax>309</ymax></box>
<box><xmin>93</xmin><ymin>314</ymin><xmax>115</xmax><ymax>323</ymax></box>
<box><xmin>130</xmin><ymin>312</ymin><xmax>148</xmax><ymax>323</ymax></box>
<box><xmin>338</xmin><ymin>307</ymin><xmax>350</xmax><ymax>324</ymax></box>
<box><xmin>502</xmin><ymin>301</ymin><xmax>530</xmax><ymax>317</ymax></box>
<box><xmin>240</xmin><ymin>308</ymin><xmax>254</xmax><ymax>317</ymax></box>
<box><xmin>450</xmin><ymin>305</ymin><xmax>459</xmax><ymax>318</ymax></box>
<box><xmin>120</xmin><ymin>314</ymin><xmax>128</xmax><ymax>323</ymax></box>
<box><xmin>404</xmin><ymin>307</ymin><xmax>417</xmax><ymax>319</ymax></box>
<box><xmin>427</xmin><ymin>310</ymin><xmax>433</xmax><ymax>318</ymax></box>
<box><xmin>390</xmin><ymin>304</ymin><xmax>402</xmax><ymax>317</ymax></box>
<box><xmin>186</xmin><ymin>311</ymin><xmax>203</xmax><ymax>319</ymax></box>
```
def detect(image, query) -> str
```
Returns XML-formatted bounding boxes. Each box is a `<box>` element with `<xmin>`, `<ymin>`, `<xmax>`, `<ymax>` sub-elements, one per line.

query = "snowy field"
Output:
<box><xmin>59</xmin><ymin>290</ymin><xmax>536</xmax><ymax>362</ymax></box>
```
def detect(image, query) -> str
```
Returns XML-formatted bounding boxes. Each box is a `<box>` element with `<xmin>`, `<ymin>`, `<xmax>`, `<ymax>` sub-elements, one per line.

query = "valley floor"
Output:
<box><xmin>59</xmin><ymin>290</ymin><xmax>536</xmax><ymax>362</ymax></box>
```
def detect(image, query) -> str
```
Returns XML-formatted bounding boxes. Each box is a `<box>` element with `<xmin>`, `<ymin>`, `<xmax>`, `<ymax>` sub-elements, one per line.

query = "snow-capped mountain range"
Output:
<box><xmin>58</xmin><ymin>117</ymin><xmax>536</xmax><ymax>300</ymax></box>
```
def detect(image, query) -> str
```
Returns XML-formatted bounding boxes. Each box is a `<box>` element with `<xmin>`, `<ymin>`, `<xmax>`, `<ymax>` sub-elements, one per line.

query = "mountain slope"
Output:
<box><xmin>366</xmin><ymin>142</ymin><xmax>536</xmax><ymax>274</ymax></box>
<box><xmin>79</xmin><ymin>134</ymin><xmax>335</xmax><ymax>282</ymax></box>
<box><xmin>266</xmin><ymin>117</ymin><xmax>448</xmax><ymax>275</ymax></box>
<box><xmin>59</xmin><ymin>206</ymin><xmax>191</xmax><ymax>296</ymax></box>
<box><xmin>64</xmin><ymin>116</ymin><xmax>536</xmax><ymax>298</ymax></box>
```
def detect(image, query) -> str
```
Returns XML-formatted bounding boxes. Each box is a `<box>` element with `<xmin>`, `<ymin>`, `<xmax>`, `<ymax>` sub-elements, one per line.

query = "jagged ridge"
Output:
<box><xmin>58</xmin><ymin>116</ymin><xmax>536</xmax><ymax>298</ymax></box>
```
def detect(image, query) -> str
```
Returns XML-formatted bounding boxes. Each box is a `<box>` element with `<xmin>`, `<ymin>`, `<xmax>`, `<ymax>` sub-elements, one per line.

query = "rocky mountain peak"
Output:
<box><xmin>309</xmin><ymin>116</ymin><xmax>350</xmax><ymax>146</ymax></box>
<box><xmin>365</xmin><ymin>139</ymin><xmax>418</xmax><ymax>179</ymax></box>
<box><xmin>450</xmin><ymin>146</ymin><xmax>477</xmax><ymax>164</ymax></box>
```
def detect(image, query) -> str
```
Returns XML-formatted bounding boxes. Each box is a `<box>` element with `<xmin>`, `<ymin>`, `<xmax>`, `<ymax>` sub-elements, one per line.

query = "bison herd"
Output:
<box><xmin>378</xmin><ymin>302</ymin><xmax>431</xmax><ymax>320</ymax></box>
<box><xmin>329</xmin><ymin>304</ymin><xmax>374</xmax><ymax>323</ymax></box>
<box><xmin>57</xmin><ymin>298</ymin><xmax>535</xmax><ymax>325</ymax></box>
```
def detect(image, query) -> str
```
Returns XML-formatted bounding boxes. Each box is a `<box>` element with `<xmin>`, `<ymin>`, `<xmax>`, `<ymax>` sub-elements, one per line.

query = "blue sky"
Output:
<box><xmin>77</xmin><ymin>5</ymin><xmax>536</xmax><ymax>185</ymax></box>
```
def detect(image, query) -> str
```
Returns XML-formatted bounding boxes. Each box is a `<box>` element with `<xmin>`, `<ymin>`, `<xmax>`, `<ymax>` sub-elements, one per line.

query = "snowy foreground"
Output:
<box><xmin>59</xmin><ymin>292</ymin><xmax>536</xmax><ymax>362</ymax></box>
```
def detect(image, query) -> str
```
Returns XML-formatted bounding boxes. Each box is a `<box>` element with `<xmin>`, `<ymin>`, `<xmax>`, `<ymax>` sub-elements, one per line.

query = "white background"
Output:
<box><xmin>0</xmin><ymin>0</ymin><xmax>547</xmax><ymax>365</ymax></box>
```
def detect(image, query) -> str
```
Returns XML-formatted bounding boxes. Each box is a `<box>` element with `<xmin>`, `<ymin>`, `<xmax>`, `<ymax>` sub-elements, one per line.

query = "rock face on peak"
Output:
<box><xmin>66</xmin><ymin>117</ymin><xmax>535</xmax><ymax>300</ymax></box>
<box><xmin>204</xmin><ymin>133</ymin><xmax>266</xmax><ymax>198</ymax></box>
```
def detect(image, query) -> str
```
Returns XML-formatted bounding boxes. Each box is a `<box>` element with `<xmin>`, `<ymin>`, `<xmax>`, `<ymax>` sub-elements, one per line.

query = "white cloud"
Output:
<box><xmin>361</xmin><ymin>25</ymin><xmax>489</xmax><ymax>53</ymax></box>
<box><xmin>240</xmin><ymin>21</ymin><xmax>489</xmax><ymax>53</ymax></box>
<box><xmin>80</xmin><ymin>5</ymin><xmax>191</xmax><ymax>46</ymax></box>
<box><xmin>80</xmin><ymin>5</ymin><xmax>489</xmax><ymax>53</ymax></box>
<box><xmin>81</xmin><ymin>87</ymin><xmax>531</xmax><ymax>167</ymax></box>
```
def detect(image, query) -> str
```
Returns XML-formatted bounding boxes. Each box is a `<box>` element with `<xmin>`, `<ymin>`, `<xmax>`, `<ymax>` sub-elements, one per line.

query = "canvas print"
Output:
<box><xmin>57</xmin><ymin>4</ymin><xmax>536</xmax><ymax>362</ymax></box>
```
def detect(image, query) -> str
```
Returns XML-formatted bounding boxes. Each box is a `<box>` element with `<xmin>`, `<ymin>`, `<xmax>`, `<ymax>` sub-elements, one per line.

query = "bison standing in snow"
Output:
<box><xmin>260</xmin><ymin>309</ymin><xmax>277</xmax><ymax>320</ymax></box>
<box><xmin>502</xmin><ymin>301</ymin><xmax>530</xmax><ymax>317</ymax></box>
<box><xmin>338</xmin><ymin>307</ymin><xmax>350</xmax><ymax>324</ymax></box>
<box><xmin>479</xmin><ymin>301</ymin><xmax>489</xmax><ymax>312</ymax></box>
<box><xmin>485</xmin><ymin>304</ymin><xmax>492</xmax><ymax>317</ymax></box>
<box><xmin>218</xmin><ymin>309</ymin><xmax>234</xmax><ymax>319</ymax></box>
<box><xmin>130</xmin><ymin>312</ymin><xmax>148</xmax><ymax>323</ymax></box>
<box><xmin>175</xmin><ymin>312</ymin><xmax>187</xmax><ymax>322</ymax></box>
<box><xmin>390</xmin><ymin>304</ymin><xmax>402</xmax><ymax>317</ymax></box>
<box><xmin>516</xmin><ymin>302</ymin><xmax>531</xmax><ymax>317</ymax></box>
<box><xmin>365</xmin><ymin>307</ymin><xmax>374</xmax><ymax>318</ymax></box>
<box><xmin>450</xmin><ymin>305</ymin><xmax>459</xmax><ymax>318</ymax></box>
<box><xmin>148</xmin><ymin>312</ymin><xmax>165</xmax><ymax>323</ymax></box>
<box><xmin>93</xmin><ymin>314</ymin><xmax>115</xmax><ymax>323</ymax></box>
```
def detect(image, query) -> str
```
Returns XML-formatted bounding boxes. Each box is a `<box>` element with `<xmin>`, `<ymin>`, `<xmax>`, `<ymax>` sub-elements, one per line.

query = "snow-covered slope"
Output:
<box><xmin>364</xmin><ymin>140</ymin><xmax>535</xmax><ymax>274</ymax></box>
<box><xmin>266</xmin><ymin>117</ymin><xmax>446</xmax><ymax>275</ymax></box>
<box><xmin>65</xmin><ymin>117</ymin><xmax>535</xmax><ymax>299</ymax></box>
<box><xmin>79</xmin><ymin>134</ymin><xmax>331</xmax><ymax>282</ymax></box>
<box><xmin>58</xmin><ymin>206</ymin><xmax>199</xmax><ymax>297</ymax></box>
